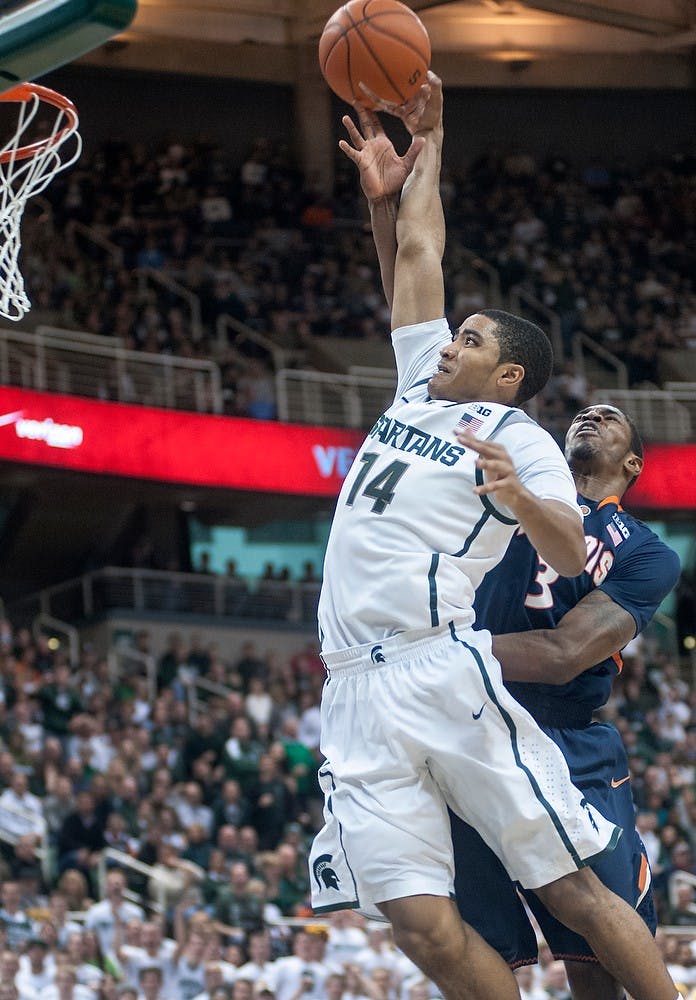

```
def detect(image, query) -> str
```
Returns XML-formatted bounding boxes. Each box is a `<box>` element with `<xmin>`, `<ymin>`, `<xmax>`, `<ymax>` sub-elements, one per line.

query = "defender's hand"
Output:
<box><xmin>339</xmin><ymin>105</ymin><xmax>424</xmax><ymax>201</ymax></box>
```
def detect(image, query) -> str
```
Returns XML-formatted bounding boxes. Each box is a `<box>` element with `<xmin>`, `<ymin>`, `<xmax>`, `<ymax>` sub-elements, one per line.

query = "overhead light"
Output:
<box><xmin>481</xmin><ymin>0</ymin><xmax>518</xmax><ymax>11</ymax></box>
<box><xmin>487</xmin><ymin>49</ymin><xmax>537</xmax><ymax>61</ymax></box>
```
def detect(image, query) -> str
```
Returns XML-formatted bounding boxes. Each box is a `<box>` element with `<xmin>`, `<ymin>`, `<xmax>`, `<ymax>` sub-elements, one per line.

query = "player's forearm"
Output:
<box><xmin>368</xmin><ymin>193</ymin><xmax>399</xmax><ymax>309</ymax></box>
<box><xmin>391</xmin><ymin>127</ymin><xmax>445</xmax><ymax>328</ymax></box>
<box><xmin>510</xmin><ymin>496</ymin><xmax>586</xmax><ymax>577</ymax></box>
<box><xmin>492</xmin><ymin>631</ymin><xmax>570</xmax><ymax>683</ymax></box>
<box><xmin>494</xmin><ymin>629</ymin><xmax>610</xmax><ymax>685</ymax></box>
<box><xmin>396</xmin><ymin>125</ymin><xmax>444</xmax><ymax>251</ymax></box>
<box><xmin>493</xmin><ymin>591</ymin><xmax>637</xmax><ymax>685</ymax></box>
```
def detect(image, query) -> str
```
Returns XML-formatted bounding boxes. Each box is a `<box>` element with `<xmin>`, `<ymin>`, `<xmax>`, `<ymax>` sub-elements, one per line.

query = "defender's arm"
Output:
<box><xmin>493</xmin><ymin>589</ymin><xmax>636</xmax><ymax>685</ymax></box>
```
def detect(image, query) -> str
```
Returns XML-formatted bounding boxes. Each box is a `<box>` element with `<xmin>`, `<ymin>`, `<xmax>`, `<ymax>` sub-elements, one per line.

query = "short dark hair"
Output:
<box><xmin>479</xmin><ymin>309</ymin><xmax>553</xmax><ymax>404</ymax></box>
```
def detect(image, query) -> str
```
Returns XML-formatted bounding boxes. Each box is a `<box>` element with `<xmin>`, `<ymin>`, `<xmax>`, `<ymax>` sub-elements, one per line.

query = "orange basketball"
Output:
<box><xmin>318</xmin><ymin>0</ymin><xmax>431</xmax><ymax>110</ymax></box>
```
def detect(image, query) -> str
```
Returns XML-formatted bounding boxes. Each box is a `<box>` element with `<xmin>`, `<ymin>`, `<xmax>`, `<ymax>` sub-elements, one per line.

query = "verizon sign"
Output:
<box><xmin>15</xmin><ymin>415</ymin><xmax>83</xmax><ymax>449</ymax></box>
<box><xmin>0</xmin><ymin>388</ymin><xmax>361</xmax><ymax>496</ymax></box>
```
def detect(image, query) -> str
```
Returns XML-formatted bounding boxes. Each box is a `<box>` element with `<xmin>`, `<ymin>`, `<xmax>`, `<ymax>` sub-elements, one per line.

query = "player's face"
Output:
<box><xmin>428</xmin><ymin>314</ymin><xmax>508</xmax><ymax>403</ymax></box>
<box><xmin>565</xmin><ymin>405</ymin><xmax>632</xmax><ymax>467</ymax></box>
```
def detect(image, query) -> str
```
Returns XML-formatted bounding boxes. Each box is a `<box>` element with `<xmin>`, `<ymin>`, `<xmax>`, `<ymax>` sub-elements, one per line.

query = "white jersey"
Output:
<box><xmin>318</xmin><ymin>318</ymin><xmax>580</xmax><ymax>652</ymax></box>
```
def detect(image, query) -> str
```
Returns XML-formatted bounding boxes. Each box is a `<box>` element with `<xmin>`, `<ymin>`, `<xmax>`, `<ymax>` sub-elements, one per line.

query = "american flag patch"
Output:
<box><xmin>606</xmin><ymin>523</ymin><xmax>623</xmax><ymax>546</ymax></box>
<box><xmin>456</xmin><ymin>412</ymin><xmax>484</xmax><ymax>434</ymax></box>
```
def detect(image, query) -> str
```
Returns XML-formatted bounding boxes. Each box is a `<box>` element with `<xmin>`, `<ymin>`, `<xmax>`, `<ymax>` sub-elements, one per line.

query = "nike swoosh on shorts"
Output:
<box><xmin>610</xmin><ymin>775</ymin><xmax>630</xmax><ymax>788</ymax></box>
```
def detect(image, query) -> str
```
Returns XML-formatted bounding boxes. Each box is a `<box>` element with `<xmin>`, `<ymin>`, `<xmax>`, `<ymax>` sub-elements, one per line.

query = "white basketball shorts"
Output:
<box><xmin>309</xmin><ymin>622</ymin><xmax>621</xmax><ymax>918</ymax></box>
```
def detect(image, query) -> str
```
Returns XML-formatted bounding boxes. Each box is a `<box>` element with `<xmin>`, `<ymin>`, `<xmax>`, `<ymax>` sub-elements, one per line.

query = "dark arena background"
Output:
<box><xmin>0</xmin><ymin>2</ymin><xmax>695</xmax><ymax>997</ymax></box>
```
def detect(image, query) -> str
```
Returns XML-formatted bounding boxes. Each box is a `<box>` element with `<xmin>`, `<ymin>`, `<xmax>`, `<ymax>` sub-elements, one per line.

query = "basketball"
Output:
<box><xmin>318</xmin><ymin>0</ymin><xmax>431</xmax><ymax>110</ymax></box>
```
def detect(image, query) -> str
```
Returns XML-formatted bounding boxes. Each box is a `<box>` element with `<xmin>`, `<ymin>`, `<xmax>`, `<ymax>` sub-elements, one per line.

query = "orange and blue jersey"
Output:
<box><xmin>474</xmin><ymin>493</ymin><xmax>681</xmax><ymax>726</ymax></box>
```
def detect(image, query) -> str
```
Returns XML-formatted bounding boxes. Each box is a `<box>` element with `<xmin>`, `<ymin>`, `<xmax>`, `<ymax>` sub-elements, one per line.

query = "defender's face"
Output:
<box><xmin>428</xmin><ymin>313</ymin><xmax>504</xmax><ymax>403</ymax></box>
<box><xmin>565</xmin><ymin>405</ymin><xmax>633</xmax><ymax>468</ymax></box>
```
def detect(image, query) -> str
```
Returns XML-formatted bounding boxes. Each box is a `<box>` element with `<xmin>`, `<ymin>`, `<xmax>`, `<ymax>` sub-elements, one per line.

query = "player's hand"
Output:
<box><xmin>457</xmin><ymin>430</ymin><xmax>526</xmax><ymax>509</ymax></box>
<box><xmin>339</xmin><ymin>105</ymin><xmax>425</xmax><ymax>201</ymax></box>
<box><xmin>358</xmin><ymin>71</ymin><xmax>443</xmax><ymax>135</ymax></box>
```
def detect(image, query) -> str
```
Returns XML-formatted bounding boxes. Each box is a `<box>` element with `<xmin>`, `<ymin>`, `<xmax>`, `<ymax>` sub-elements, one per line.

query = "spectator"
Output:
<box><xmin>214</xmin><ymin>861</ymin><xmax>264</xmax><ymax>936</ymax></box>
<box><xmin>514</xmin><ymin>965</ymin><xmax>547</xmax><ymax>1000</ymax></box>
<box><xmin>170</xmin><ymin>923</ymin><xmax>208</xmax><ymax>1000</ymax></box>
<box><xmin>271</xmin><ymin>930</ymin><xmax>333</xmax><ymax>1000</ymax></box>
<box><xmin>41</xmin><ymin>964</ymin><xmax>94</xmax><ymax>1000</ymax></box>
<box><xmin>246</xmin><ymin>679</ymin><xmax>273</xmax><ymax>731</ymax></box>
<box><xmin>248</xmin><ymin>755</ymin><xmax>295</xmax><ymax>851</ymax></box>
<box><xmin>84</xmin><ymin>870</ymin><xmax>144</xmax><ymax>956</ymax></box>
<box><xmin>55</xmin><ymin>868</ymin><xmax>92</xmax><ymax>912</ymax></box>
<box><xmin>0</xmin><ymin>771</ymin><xmax>46</xmax><ymax>837</ymax></box>
<box><xmin>296</xmin><ymin>694</ymin><xmax>320</xmax><ymax>753</ymax></box>
<box><xmin>57</xmin><ymin>790</ymin><xmax>106</xmax><ymax>881</ymax></box>
<box><xmin>0</xmin><ymin>880</ymin><xmax>34</xmax><ymax>949</ymax></box>
<box><xmin>212</xmin><ymin>781</ymin><xmax>250</xmax><ymax>834</ymax></box>
<box><xmin>16</xmin><ymin>936</ymin><xmax>55</xmax><ymax>996</ymax></box>
<box><xmin>172</xmin><ymin>783</ymin><xmax>214</xmax><ymax>838</ymax></box>
<box><xmin>541</xmin><ymin>960</ymin><xmax>572</xmax><ymax>999</ymax></box>
<box><xmin>43</xmin><ymin>775</ymin><xmax>77</xmax><ymax>841</ymax></box>
<box><xmin>38</xmin><ymin>664</ymin><xmax>83</xmax><ymax>738</ymax></box>
<box><xmin>222</xmin><ymin>718</ymin><xmax>263</xmax><ymax>796</ymax></box>
<box><xmin>325</xmin><ymin>911</ymin><xmax>368</xmax><ymax>968</ymax></box>
<box><xmin>269</xmin><ymin>843</ymin><xmax>309</xmax><ymax>917</ymax></box>
<box><xmin>116</xmin><ymin>918</ymin><xmax>176</xmax><ymax>992</ymax></box>
<box><xmin>138</xmin><ymin>966</ymin><xmax>167</xmax><ymax>1000</ymax></box>
<box><xmin>235</xmin><ymin>929</ymin><xmax>275</xmax><ymax>986</ymax></box>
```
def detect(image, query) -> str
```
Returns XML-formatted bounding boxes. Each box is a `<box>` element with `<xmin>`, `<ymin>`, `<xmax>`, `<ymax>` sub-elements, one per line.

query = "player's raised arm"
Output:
<box><xmin>339</xmin><ymin>105</ymin><xmax>424</xmax><ymax>310</ymax></box>
<box><xmin>391</xmin><ymin>73</ymin><xmax>445</xmax><ymax>331</ymax></box>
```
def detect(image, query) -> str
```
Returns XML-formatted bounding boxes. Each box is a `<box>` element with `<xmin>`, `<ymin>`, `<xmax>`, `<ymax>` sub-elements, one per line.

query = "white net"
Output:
<box><xmin>0</xmin><ymin>84</ymin><xmax>81</xmax><ymax>321</ymax></box>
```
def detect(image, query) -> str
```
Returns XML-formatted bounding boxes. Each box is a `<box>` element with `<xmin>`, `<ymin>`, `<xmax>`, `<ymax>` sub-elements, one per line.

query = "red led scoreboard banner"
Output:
<box><xmin>0</xmin><ymin>388</ymin><xmax>363</xmax><ymax>496</ymax></box>
<box><xmin>628</xmin><ymin>443</ymin><xmax>696</xmax><ymax>510</ymax></box>
<box><xmin>0</xmin><ymin>388</ymin><xmax>694</xmax><ymax>507</ymax></box>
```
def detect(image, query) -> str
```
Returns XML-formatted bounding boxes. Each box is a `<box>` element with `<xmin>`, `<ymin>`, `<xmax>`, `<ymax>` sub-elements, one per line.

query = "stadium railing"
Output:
<box><xmin>65</xmin><ymin>219</ymin><xmax>124</xmax><ymax>268</ymax></box>
<box><xmin>8</xmin><ymin>567</ymin><xmax>321</xmax><ymax>629</ymax></box>
<box><xmin>216</xmin><ymin>313</ymin><xmax>305</xmax><ymax>371</ymax></box>
<box><xmin>136</xmin><ymin>267</ymin><xmax>203</xmax><ymax>342</ymax></box>
<box><xmin>108</xmin><ymin>643</ymin><xmax>158</xmax><ymax>704</ymax></box>
<box><xmin>0</xmin><ymin>324</ymin><xmax>223</xmax><ymax>413</ymax></box>
<box><xmin>467</xmin><ymin>249</ymin><xmax>502</xmax><ymax>307</ymax></box>
<box><xmin>508</xmin><ymin>286</ymin><xmax>563</xmax><ymax>361</ymax></box>
<box><xmin>594</xmin><ymin>387</ymin><xmax>693</xmax><ymax>441</ymax></box>
<box><xmin>572</xmin><ymin>331</ymin><xmax>629</xmax><ymax>390</ymax></box>
<box><xmin>275</xmin><ymin>368</ymin><xmax>394</xmax><ymax>429</ymax></box>
<box><xmin>96</xmin><ymin>847</ymin><xmax>205</xmax><ymax>915</ymax></box>
<box><xmin>33</xmin><ymin>611</ymin><xmax>80</xmax><ymax>669</ymax></box>
<box><xmin>186</xmin><ymin>674</ymin><xmax>237</xmax><ymax>724</ymax></box>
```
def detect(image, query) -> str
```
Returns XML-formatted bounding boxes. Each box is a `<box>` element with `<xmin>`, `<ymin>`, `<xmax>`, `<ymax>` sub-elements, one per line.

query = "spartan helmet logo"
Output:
<box><xmin>313</xmin><ymin>854</ymin><xmax>340</xmax><ymax>891</ymax></box>
<box><xmin>370</xmin><ymin>645</ymin><xmax>385</xmax><ymax>664</ymax></box>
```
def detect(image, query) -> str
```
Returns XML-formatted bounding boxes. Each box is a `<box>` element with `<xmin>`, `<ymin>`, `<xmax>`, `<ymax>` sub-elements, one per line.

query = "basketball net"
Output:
<box><xmin>0</xmin><ymin>83</ymin><xmax>81</xmax><ymax>321</ymax></box>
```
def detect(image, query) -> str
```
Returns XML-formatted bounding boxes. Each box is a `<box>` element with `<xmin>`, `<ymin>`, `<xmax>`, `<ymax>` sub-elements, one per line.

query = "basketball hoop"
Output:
<box><xmin>0</xmin><ymin>82</ymin><xmax>81</xmax><ymax>321</ymax></box>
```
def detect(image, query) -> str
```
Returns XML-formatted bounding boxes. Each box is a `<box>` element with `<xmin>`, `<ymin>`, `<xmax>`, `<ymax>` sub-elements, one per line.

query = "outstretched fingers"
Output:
<box><xmin>338</xmin><ymin>137</ymin><xmax>361</xmax><ymax>165</ymax></box>
<box><xmin>341</xmin><ymin>114</ymin><xmax>365</xmax><ymax>149</ymax></box>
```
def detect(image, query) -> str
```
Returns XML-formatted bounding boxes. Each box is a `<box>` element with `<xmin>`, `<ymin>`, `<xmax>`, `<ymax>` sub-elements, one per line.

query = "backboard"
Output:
<box><xmin>0</xmin><ymin>0</ymin><xmax>137</xmax><ymax>93</ymax></box>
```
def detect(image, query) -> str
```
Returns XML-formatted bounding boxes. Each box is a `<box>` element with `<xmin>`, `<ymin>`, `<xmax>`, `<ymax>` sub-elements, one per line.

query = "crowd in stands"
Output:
<box><xmin>1</xmin><ymin>614</ymin><xmax>696</xmax><ymax>998</ymax></box>
<box><xmin>3</xmin><ymin>96</ymin><xmax>695</xmax><ymax>999</ymax></box>
<box><xmin>16</xmin><ymin>133</ymin><xmax>696</xmax><ymax>430</ymax></box>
